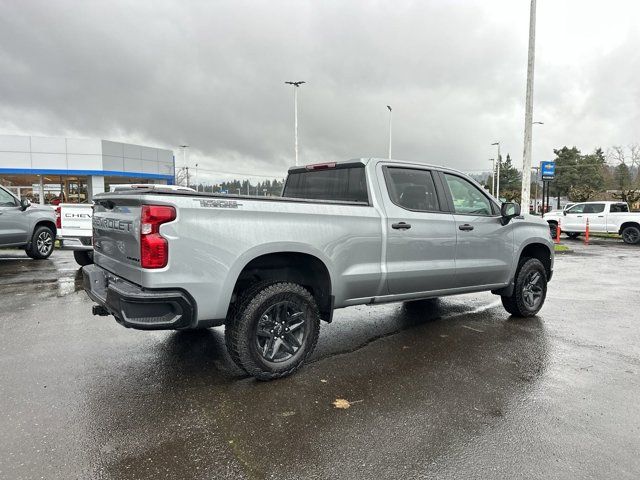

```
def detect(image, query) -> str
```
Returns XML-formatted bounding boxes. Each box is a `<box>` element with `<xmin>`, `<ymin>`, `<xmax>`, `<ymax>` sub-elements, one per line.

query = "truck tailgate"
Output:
<box><xmin>92</xmin><ymin>197</ymin><xmax>145</xmax><ymax>284</ymax></box>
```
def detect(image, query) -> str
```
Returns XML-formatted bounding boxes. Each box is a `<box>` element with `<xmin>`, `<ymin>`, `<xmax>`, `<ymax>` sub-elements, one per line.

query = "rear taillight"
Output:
<box><xmin>55</xmin><ymin>206</ymin><xmax>61</xmax><ymax>229</ymax></box>
<box><xmin>140</xmin><ymin>205</ymin><xmax>176</xmax><ymax>269</ymax></box>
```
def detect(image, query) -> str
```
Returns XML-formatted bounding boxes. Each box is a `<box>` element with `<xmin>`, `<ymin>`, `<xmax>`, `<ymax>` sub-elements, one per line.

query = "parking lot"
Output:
<box><xmin>1</xmin><ymin>239</ymin><xmax>639</xmax><ymax>479</ymax></box>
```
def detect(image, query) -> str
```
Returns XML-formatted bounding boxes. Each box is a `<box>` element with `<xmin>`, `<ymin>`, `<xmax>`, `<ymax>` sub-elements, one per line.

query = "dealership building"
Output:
<box><xmin>0</xmin><ymin>135</ymin><xmax>174</xmax><ymax>204</ymax></box>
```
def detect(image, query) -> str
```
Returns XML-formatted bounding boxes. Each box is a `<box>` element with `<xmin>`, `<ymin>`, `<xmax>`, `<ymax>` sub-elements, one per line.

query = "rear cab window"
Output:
<box><xmin>610</xmin><ymin>203</ymin><xmax>629</xmax><ymax>213</ymax></box>
<box><xmin>283</xmin><ymin>163</ymin><xmax>369</xmax><ymax>203</ymax></box>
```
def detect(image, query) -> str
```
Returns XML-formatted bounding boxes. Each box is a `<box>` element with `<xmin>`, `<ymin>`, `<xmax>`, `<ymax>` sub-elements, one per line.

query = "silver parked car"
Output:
<box><xmin>0</xmin><ymin>186</ymin><xmax>57</xmax><ymax>259</ymax></box>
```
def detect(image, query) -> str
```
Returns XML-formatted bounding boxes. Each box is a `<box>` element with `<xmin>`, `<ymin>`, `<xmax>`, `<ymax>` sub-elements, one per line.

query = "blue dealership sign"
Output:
<box><xmin>541</xmin><ymin>161</ymin><xmax>555</xmax><ymax>180</ymax></box>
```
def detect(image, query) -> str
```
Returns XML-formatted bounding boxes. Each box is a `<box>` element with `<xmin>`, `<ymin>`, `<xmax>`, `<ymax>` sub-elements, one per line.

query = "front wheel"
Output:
<box><xmin>566</xmin><ymin>232</ymin><xmax>580</xmax><ymax>239</ymax></box>
<box><xmin>548</xmin><ymin>223</ymin><xmax>558</xmax><ymax>239</ymax></box>
<box><xmin>501</xmin><ymin>258</ymin><xmax>548</xmax><ymax>317</ymax></box>
<box><xmin>25</xmin><ymin>226</ymin><xmax>55</xmax><ymax>259</ymax></box>
<box><xmin>73</xmin><ymin>250</ymin><xmax>94</xmax><ymax>266</ymax></box>
<box><xmin>225</xmin><ymin>282</ymin><xmax>320</xmax><ymax>380</ymax></box>
<box><xmin>621</xmin><ymin>225</ymin><xmax>640</xmax><ymax>245</ymax></box>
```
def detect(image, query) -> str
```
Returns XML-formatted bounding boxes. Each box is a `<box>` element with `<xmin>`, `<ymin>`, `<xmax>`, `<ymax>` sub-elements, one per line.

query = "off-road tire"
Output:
<box><xmin>73</xmin><ymin>250</ymin><xmax>94</xmax><ymax>266</ymax></box>
<box><xmin>501</xmin><ymin>257</ymin><xmax>547</xmax><ymax>317</ymax></box>
<box><xmin>25</xmin><ymin>225</ymin><xmax>55</xmax><ymax>259</ymax></box>
<box><xmin>548</xmin><ymin>223</ymin><xmax>558</xmax><ymax>239</ymax></box>
<box><xmin>225</xmin><ymin>280</ymin><xmax>279</xmax><ymax>372</ymax></box>
<box><xmin>621</xmin><ymin>225</ymin><xmax>640</xmax><ymax>245</ymax></box>
<box><xmin>225</xmin><ymin>282</ymin><xmax>320</xmax><ymax>380</ymax></box>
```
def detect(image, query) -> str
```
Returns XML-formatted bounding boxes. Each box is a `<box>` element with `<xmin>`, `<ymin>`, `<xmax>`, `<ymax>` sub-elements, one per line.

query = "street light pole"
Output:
<box><xmin>491</xmin><ymin>142</ymin><xmax>501</xmax><ymax>200</ymax></box>
<box><xmin>195</xmin><ymin>163</ymin><xmax>198</xmax><ymax>192</ymax></box>
<box><xmin>285</xmin><ymin>81</ymin><xmax>306</xmax><ymax>166</ymax></box>
<box><xmin>180</xmin><ymin>144</ymin><xmax>189</xmax><ymax>187</ymax></box>
<box><xmin>521</xmin><ymin>0</ymin><xmax>537</xmax><ymax>210</ymax></box>
<box><xmin>387</xmin><ymin>105</ymin><xmax>393</xmax><ymax>159</ymax></box>
<box><xmin>488</xmin><ymin>158</ymin><xmax>496</xmax><ymax>197</ymax></box>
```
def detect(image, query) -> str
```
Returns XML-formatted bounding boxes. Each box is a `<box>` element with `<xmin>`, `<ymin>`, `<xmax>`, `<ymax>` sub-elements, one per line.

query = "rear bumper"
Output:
<box><xmin>82</xmin><ymin>264</ymin><xmax>196</xmax><ymax>330</ymax></box>
<box><xmin>58</xmin><ymin>235</ymin><xmax>93</xmax><ymax>251</ymax></box>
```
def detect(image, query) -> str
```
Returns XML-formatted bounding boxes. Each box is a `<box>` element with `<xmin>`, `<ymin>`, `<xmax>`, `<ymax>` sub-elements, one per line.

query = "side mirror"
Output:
<box><xmin>500</xmin><ymin>202</ymin><xmax>521</xmax><ymax>225</ymax></box>
<box><xmin>20</xmin><ymin>198</ymin><xmax>31</xmax><ymax>211</ymax></box>
<box><xmin>563</xmin><ymin>211</ymin><xmax>567</xmax><ymax>216</ymax></box>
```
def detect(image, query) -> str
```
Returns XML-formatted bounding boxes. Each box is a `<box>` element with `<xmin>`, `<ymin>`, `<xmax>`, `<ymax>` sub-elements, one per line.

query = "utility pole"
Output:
<box><xmin>492</xmin><ymin>142</ymin><xmax>501</xmax><ymax>200</ymax></box>
<box><xmin>195</xmin><ymin>163</ymin><xmax>199</xmax><ymax>192</ymax></box>
<box><xmin>285</xmin><ymin>81</ymin><xmax>305</xmax><ymax>166</ymax></box>
<box><xmin>387</xmin><ymin>105</ymin><xmax>393</xmax><ymax>159</ymax></box>
<box><xmin>521</xmin><ymin>0</ymin><xmax>537</xmax><ymax>210</ymax></box>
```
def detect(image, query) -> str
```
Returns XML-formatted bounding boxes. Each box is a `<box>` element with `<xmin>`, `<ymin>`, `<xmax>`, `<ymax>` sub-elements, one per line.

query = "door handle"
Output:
<box><xmin>458</xmin><ymin>224</ymin><xmax>474</xmax><ymax>231</ymax></box>
<box><xmin>598</xmin><ymin>216</ymin><xmax>604</xmax><ymax>218</ymax></box>
<box><xmin>392</xmin><ymin>222</ymin><xmax>411</xmax><ymax>230</ymax></box>
<box><xmin>577</xmin><ymin>215</ymin><xmax>583</xmax><ymax>217</ymax></box>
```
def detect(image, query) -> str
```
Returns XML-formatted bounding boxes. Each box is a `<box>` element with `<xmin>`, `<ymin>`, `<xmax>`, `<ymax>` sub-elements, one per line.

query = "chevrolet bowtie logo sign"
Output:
<box><xmin>540</xmin><ymin>161</ymin><xmax>555</xmax><ymax>180</ymax></box>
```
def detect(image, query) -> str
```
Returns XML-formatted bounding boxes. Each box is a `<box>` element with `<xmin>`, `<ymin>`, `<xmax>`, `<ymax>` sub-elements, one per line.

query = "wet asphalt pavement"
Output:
<box><xmin>1</xmin><ymin>238</ymin><xmax>639</xmax><ymax>479</ymax></box>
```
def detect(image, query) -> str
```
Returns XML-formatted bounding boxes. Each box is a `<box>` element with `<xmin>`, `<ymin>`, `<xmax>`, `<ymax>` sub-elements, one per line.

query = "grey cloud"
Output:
<box><xmin>0</xmin><ymin>0</ymin><xmax>638</xmax><ymax>182</ymax></box>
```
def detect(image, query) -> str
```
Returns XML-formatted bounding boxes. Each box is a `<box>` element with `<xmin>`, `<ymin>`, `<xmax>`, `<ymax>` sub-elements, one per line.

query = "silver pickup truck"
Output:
<box><xmin>83</xmin><ymin>158</ymin><xmax>554</xmax><ymax>379</ymax></box>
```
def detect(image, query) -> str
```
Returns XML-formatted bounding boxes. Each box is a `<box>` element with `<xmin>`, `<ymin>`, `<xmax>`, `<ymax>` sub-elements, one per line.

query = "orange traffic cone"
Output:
<box><xmin>585</xmin><ymin>218</ymin><xmax>590</xmax><ymax>245</ymax></box>
<box><xmin>555</xmin><ymin>219</ymin><xmax>562</xmax><ymax>244</ymax></box>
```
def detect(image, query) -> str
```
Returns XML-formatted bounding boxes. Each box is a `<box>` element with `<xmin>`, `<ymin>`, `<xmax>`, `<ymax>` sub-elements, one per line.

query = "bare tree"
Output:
<box><xmin>607</xmin><ymin>145</ymin><xmax>640</xmax><ymax>206</ymax></box>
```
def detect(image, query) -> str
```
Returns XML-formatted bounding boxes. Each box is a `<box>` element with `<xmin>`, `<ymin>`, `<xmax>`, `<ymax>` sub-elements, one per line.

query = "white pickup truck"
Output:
<box><xmin>544</xmin><ymin>201</ymin><xmax>640</xmax><ymax>244</ymax></box>
<box><xmin>56</xmin><ymin>203</ymin><xmax>94</xmax><ymax>265</ymax></box>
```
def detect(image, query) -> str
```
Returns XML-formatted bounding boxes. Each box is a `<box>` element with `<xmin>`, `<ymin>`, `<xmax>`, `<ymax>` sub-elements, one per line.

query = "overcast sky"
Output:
<box><xmin>0</xmin><ymin>0</ymin><xmax>638</xmax><ymax>183</ymax></box>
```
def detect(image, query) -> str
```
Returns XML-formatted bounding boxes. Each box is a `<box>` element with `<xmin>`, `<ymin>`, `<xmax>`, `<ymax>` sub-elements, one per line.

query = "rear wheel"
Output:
<box><xmin>25</xmin><ymin>226</ymin><xmax>55</xmax><ymax>259</ymax></box>
<box><xmin>621</xmin><ymin>225</ymin><xmax>640</xmax><ymax>245</ymax></box>
<box><xmin>225</xmin><ymin>282</ymin><xmax>320</xmax><ymax>380</ymax></box>
<box><xmin>501</xmin><ymin>258</ymin><xmax>547</xmax><ymax>317</ymax></box>
<box><xmin>548</xmin><ymin>222</ymin><xmax>558</xmax><ymax>239</ymax></box>
<box><xmin>73</xmin><ymin>250</ymin><xmax>94</xmax><ymax>266</ymax></box>
<box><xmin>566</xmin><ymin>232</ymin><xmax>580</xmax><ymax>239</ymax></box>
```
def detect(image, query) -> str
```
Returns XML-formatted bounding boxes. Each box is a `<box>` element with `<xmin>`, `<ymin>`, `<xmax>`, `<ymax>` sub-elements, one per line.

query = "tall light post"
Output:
<box><xmin>194</xmin><ymin>163</ymin><xmax>199</xmax><ymax>192</ymax></box>
<box><xmin>521</xmin><ymin>0</ymin><xmax>537</xmax><ymax>209</ymax></box>
<box><xmin>180</xmin><ymin>144</ymin><xmax>189</xmax><ymax>187</ymax></box>
<box><xmin>387</xmin><ymin>105</ymin><xmax>393</xmax><ymax>159</ymax></box>
<box><xmin>285</xmin><ymin>81</ymin><xmax>305</xmax><ymax>166</ymax></box>
<box><xmin>488</xmin><ymin>158</ymin><xmax>496</xmax><ymax>197</ymax></box>
<box><xmin>491</xmin><ymin>142</ymin><xmax>501</xmax><ymax>200</ymax></box>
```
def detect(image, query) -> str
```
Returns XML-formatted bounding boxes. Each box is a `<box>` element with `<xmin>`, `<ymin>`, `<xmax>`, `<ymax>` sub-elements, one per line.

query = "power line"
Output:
<box><xmin>178</xmin><ymin>165</ymin><xmax>285</xmax><ymax>179</ymax></box>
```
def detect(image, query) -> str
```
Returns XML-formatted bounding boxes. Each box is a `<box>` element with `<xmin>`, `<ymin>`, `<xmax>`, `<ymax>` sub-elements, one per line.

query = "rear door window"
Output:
<box><xmin>383</xmin><ymin>167</ymin><xmax>441</xmax><ymax>212</ymax></box>
<box><xmin>283</xmin><ymin>166</ymin><xmax>368</xmax><ymax>203</ymax></box>
<box><xmin>583</xmin><ymin>203</ymin><xmax>605</xmax><ymax>214</ymax></box>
